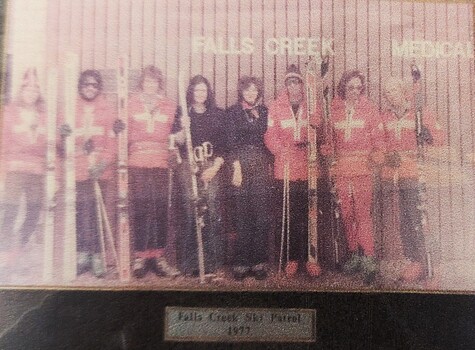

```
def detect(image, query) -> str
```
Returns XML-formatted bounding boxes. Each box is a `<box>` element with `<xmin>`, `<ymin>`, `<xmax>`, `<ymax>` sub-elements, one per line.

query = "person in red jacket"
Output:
<box><xmin>380</xmin><ymin>76</ymin><xmax>444</xmax><ymax>282</ymax></box>
<box><xmin>127</xmin><ymin>65</ymin><xmax>180</xmax><ymax>279</ymax></box>
<box><xmin>265</xmin><ymin>64</ymin><xmax>321</xmax><ymax>278</ymax></box>
<box><xmin>0</xmin><ymin>68</ymin><xmax>47</xmax><ymax>267</ymax></box>
<box><xmin>60</xmin><ymin>70</ymin><xmax>117</xmax><ymax>278</ymax></box>
<box><xmin>327</xmin><ymin>70</ymin><xmax>385</xmax><ymax>282</ymax></box>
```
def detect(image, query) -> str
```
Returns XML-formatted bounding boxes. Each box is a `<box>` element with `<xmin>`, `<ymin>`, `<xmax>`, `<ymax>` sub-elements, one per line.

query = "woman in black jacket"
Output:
<box><xmin>227</xmin><ymin>76</ymin><xmax>273</xmax><ymax>280</ymax></box>
<box><xmin>171</xmin><ymin>75</ymin><xmax>226</xmax><ymax>279</ymax></box>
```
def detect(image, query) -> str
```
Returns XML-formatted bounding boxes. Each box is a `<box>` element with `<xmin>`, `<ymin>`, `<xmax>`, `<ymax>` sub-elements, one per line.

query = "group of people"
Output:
<box><xmin>0</xmin><ymin>61</ymin><xmax>443</xmax><ymax>285</ymax></box>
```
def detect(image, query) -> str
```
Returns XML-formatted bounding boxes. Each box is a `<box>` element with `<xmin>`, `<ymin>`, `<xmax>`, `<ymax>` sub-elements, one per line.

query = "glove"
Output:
<box><xmin>201</xmin><ymin>165</ymin><xmax>218</xmax><ymax>183</ymax></box>
<box><xmin>418</xmin><ymin>125</ymin><xmax>433</xmax><ymax>145</ymax></box>
<box><xmin>59</xmin><ymin>124</ymin><xmax>72</xmax><ymax>138</ymax></box>
<box><xmin>83</xmin><ymin>139</ymin><xmax>95</xmax><ymax>154</ymax></box>
<box><xmin>385</xmin><ymin>151</ymin><xmax>402</xmax><ymax>168</ymax></box>
<box><xmin>320</xmin><ymin>143</ymin><xmax>333</xmax><ymax>157</ymax></box>
<box><xmin>369</xmin><ymin>150</ymin><xmax>385</xmax><ymax>166</ymax></box>
<box><xmin>57</xmin><ymin>143</ymin><xmax>66</xmax><ymax>159</ymax></box>
<box><xmin>232</xmin><ymin>161</ymin><xmax>242</xmax><ymax>187</ymax></box>
<box><xmin>113</xmin><ymin>119</ymin><xmax>126</xmax><ymax>135</ymax></box>
<box><xmin>173</xmin><ymin>130</ymin><xmax>186</xmax><ymax>145</ymax></box>
<box><xmin>89</xmin><ymin>161</ymin><xmax>106</xmax><ymax>180</ymax></box>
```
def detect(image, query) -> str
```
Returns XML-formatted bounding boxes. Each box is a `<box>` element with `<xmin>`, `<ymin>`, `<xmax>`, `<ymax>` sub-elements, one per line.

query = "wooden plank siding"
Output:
<box><xmin>44</xmin><ymin>0</ymin><xmax>475</xmax><ymax>262</ymax></box>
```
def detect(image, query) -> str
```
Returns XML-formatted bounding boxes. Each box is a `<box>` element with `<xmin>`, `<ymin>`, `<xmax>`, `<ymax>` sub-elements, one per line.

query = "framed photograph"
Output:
<box><xmin>0</xmin><ymin>0</ymin><xmax>474</xmax><ymax>294</ymax></box>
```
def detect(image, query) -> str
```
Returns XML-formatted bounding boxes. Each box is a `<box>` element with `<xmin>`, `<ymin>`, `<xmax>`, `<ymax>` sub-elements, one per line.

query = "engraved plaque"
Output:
<box><xmin>164</xmin><ymin>307</ymin><xmax>316</xmax><ymax>343</ymax></box>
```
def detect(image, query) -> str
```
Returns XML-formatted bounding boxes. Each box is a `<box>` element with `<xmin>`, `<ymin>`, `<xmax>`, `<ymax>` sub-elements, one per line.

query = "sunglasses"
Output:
<box><xmin>285</xmin><ymin>78</ymin><xmax>303</xmax><ymax>86</ymax></box>
<box><xmin>81</xmin><ymin>82</ymin><xmax>100</xmax><ymax>89</ymax></box>
<box><xmin>346</xmin><ymin>85</ymin><xmax>363</xmax><ymax>91</ymax></box>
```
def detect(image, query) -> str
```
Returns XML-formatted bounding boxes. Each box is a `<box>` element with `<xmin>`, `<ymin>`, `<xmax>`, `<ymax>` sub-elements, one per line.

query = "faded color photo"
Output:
<box><xmin>0</xmin><ymin>0</ymin><xmax>474</xmax><ymax>292</ymax></box>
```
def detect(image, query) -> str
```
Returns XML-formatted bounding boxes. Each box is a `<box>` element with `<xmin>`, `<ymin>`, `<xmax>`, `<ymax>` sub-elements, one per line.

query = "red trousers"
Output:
<box><xmin>335</xmin><ymin>175</ymin><xmax>374</xmax><ymax>256</ymax></box>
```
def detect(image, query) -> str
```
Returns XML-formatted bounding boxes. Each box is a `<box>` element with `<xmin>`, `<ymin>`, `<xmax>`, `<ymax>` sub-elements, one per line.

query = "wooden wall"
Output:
<box><xmin>45</xmin><ymin>1</ymin><xmax>474</xmax><ymax>105</ymax></box>
<box><xmin>45</xmin><ymin>0</ymin><xmax>475</xmax><ymax>263</ymax></box>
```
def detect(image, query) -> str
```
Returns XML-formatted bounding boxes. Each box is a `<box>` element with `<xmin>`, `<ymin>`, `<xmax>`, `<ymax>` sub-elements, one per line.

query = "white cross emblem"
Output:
<box><xmin>13</xmin><ymin>110</ymin><xmax>45</xmax><ymax>144</ymax></box>
<box><xmin>334</xmin><ymin>108</ymin><xmax>365</xmax><ymax>141</ymax></box>
<box><xmin>280</xmin><ymin>106</ymin><xmax>307</xmax><ymax>141</ymax></box>
<box><xmin>387</xmin><ymin>118</ymin><xmax>415</xmax><ymax>140</ymax></box>
<box><xmin>133</xmin><ymin>110</ymin><xmax>168</xmax><ymax>133</ymax></box>
<box><xmin>76</xmin><ymin>105</ymin><xmax>105</xmax><ymax>139</ymax></box>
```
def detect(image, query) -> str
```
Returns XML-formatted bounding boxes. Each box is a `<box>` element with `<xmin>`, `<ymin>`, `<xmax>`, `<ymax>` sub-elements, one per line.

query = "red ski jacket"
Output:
<box><xmin>64</xmin><ymin>96</ymin><xmax>117</xmax><ymax>182</ymax></box>
<box><xmin>330</xmin><ymin>96</ymin><xmax>386</xmax><ymax>177</ymax></box>
<box><xmin>127</xmin><ymin>94</ymin><xmax>176</xmax><ymax>169</ymax></box>
<box><xmin>1</xmin><ymin>104</ymin><xmax>48</xmax><ymax>176</ymax></box>
<box><xmin>265</xmin><ymin>91</ymin><xmax>321</xmax><ymax>181</ymax></box>
<box><xmin>381</xmin><ymin>106</ymin><xmax>444</xmax><ymax>180</ymax></box>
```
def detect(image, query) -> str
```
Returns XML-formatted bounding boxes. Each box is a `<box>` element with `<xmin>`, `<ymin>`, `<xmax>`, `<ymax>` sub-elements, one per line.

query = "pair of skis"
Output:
<box><xmin>319</xmin><ymin>57</ymin><xmax>343</xmax><ymax>268</ymax></box>
<box><xmin>116</xmin><ymin>57</ymin><xmax>131</xmax><ymax>281</ymax></box>
<box><xmin>304</xmin><ymin>55</ymin><xmax>343</xmax><ymax>272</ymax></box>
<box><xmin>305</xmin><ymin>55</ymin><xmax>341</xmax><ymax>272</ymax></box>
<box><xmin>62</xmin><ymin>53</ymin><xmax>79</xmax><ymax>282</ymax></box>
<box><xmin>411</xmin><ymin>64</ymin><xmax>433</xmax><ymax>279</ymax></box>
<box><xmin>178</xmin><ymin>73</ymin><xmax>206</xmax><ymax>284</ymax></box>
<box><xmin>43</xmin><ymin>53</ymin><xmax>79</xmax><ymax>282</ymax></box>
<box><xmin>305</xmin><ymin>57</ymin><xmax>320</xmax><ymax>271</ymax></box>
<box><xmin>43</xmin><ymin>68</ymin><xmax>58</xmax><ymax>282</ymax></box>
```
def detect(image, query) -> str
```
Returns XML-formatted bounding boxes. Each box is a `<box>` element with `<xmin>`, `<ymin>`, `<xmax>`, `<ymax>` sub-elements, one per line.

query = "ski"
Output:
<box><xmin>411</xmin><ymin>64</ymin><xmax>433</xmax><ymax>279</ymax></box>
<box><xmin>117</xmin><ymin>56</ymin><xmax>131</xmax><ymax>281</ymax></box>
<box><xmin>43</xmin><ymin>68</ymin><xmax>58</xmax><ymax>282</ymax></box>
<box><xmin>63</xmin><ymin>52</ymin><xmax>79</xmax><ymax>282</ymax></box>
<box><xmin>320</xmin><ymin>55</ymin><xmax>342</xmax><ymax>267</ymax></box>
<box><xmin>178</xmin><ymin>73</ymin><xmax>206</xmax><ymax>284</ymax></box>
<box><xmin>305</xmin><ymin>56</ymin><xmax>319</xmax><ymax>267</ymax></box>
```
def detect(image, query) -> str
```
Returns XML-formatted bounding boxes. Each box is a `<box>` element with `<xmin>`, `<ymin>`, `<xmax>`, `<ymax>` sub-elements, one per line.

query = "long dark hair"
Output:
<box><xmin>237</xmin><ymin>76</ymin><xmax>264</xmax><ymax>104</ymax></box>
<box><xmin>336</xmin><ymin>69</ymin><xmax>366</xmax><ymax>100</ymax></box>
<box><xmin>186</xmin><ymin>75</ymin><xmax>216</xmax><ymax>110</ymax></box>
<box><xmin>138</xmin><ymin>65</ymin><xmax>164</xmax><ymax>92</ymax></box>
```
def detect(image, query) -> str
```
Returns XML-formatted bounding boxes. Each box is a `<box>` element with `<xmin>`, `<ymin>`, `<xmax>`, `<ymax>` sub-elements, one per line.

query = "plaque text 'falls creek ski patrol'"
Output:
<box><xmin>164</xmin><ymin>307</ymin><xmax>316</xmax><ymax>343</ymax></box>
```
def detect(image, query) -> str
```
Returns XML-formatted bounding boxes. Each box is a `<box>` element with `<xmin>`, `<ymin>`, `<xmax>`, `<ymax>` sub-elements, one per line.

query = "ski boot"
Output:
<box><xmin>77</xmin><ymin>252</ymin><xmax>91</xmax><ymax>275</ymax></box>
<box><xmin>284</xmin><ymin>260</ymin><xmax>298</xmax><ymax>277</ymax></box>
<box><xmin>152</xmin><ymin>257</ymin><xmax>180</xmax><ymax>278</ymax></box>
<box><xmin>91</xmin><ymin>253</ymin><xmax>105</xmax><ymax>278</ymax></box>
<box><xmin>343</xmin><ymin>253</ymin><xmax>361</xmax><ymax>275</ymax></box>
<box><xmin>360</xmin><ymin>255</ymin><xmax>378</xmax><ymax>284</ymax></box>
